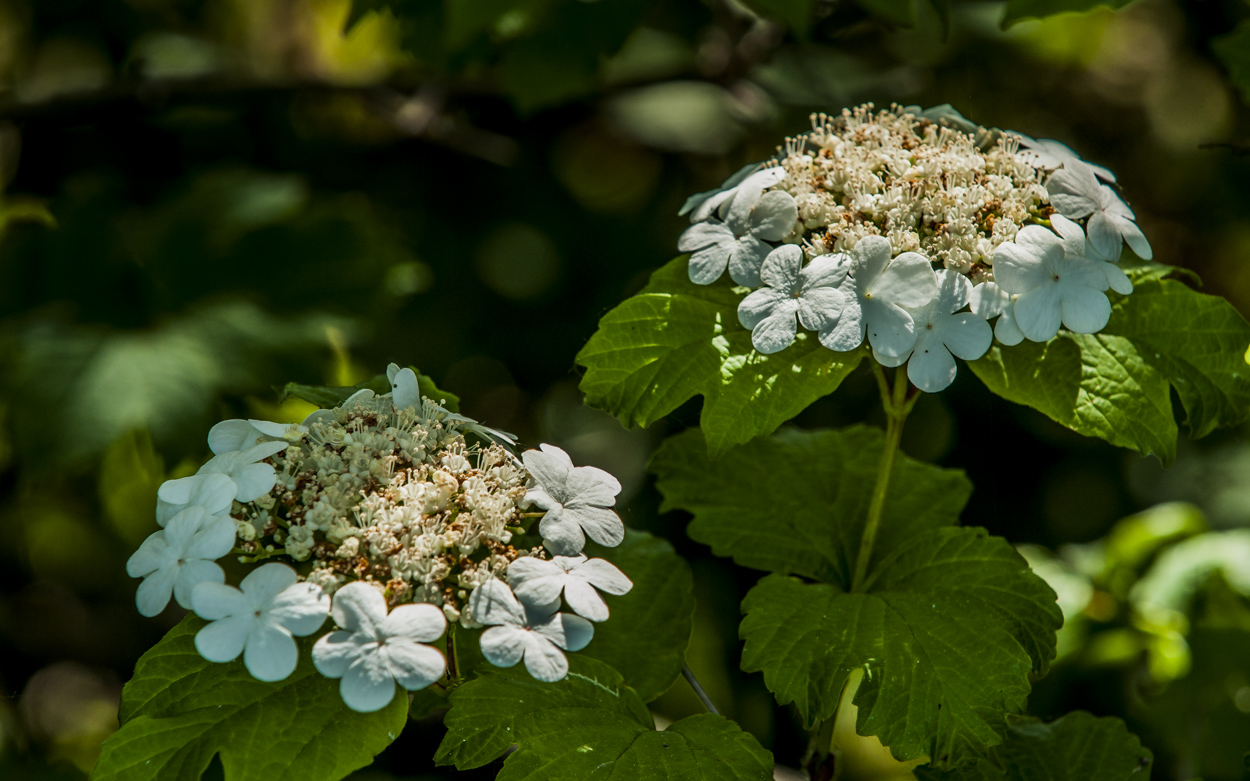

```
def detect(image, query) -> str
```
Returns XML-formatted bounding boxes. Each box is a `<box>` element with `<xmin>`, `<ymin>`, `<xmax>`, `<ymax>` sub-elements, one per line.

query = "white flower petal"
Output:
<box><xmin>391</xmin><ymin>367</ymin><xmax>421</xmax><ymax>410</ymax></box>
<box><xmin>873</xmin><ymin>252</ymin><xmax>937</xmax><ymax>309</ymax></box>
<box><xmin>565</xmin><ymin>466</ymin><xmax>621</xmax><ymax>507</ymax></box>
<box><xmin>749</xmin><ymin>190</ymin><xmax>798</xmax><ymax>241</ymax></box>
<box><xmin>480</xmin><ymin>626</ymin><xmax>526</xmax><ymax>668</ymax></box>
<box><xmin>127</xmin><ymin>532</ymin><xmax>172</xmax><ymax>578</ymax></box>
<box><xmin>797</xmin><ymin>287</ymin><xmax>845</xmax><ymax>332</ymax></box>
<box><xmin>313</xmin><ymin>630</ymin><xmax>364</xmax><ymax>678</ymax></box>
<box><xmin>173</xmin><ymin>560</ymin><xmax>225</xmax><ymax>609</ymax></box>
<box><xmin>995</xmin><ymin>305</ymin><xmax>1026</xmax><ymax>346</ymax></box>
<box><xmin>738</xmin><ymin>287</ymin><xmax>791</xmax><ymax>331</ymax></box>
<box><xmin>1049</xmin><ymin>214</ymin><xmax>1087</xmax><ymax>259</ymax></box>
<box><xmin>184</xmin><ymin>516</ymin><xmax>237</xmax><ymax>561</ymax></box>
<box><xmin>240</xmin><ymin>563</ymin><xmax>299</xmax><ymax>607</ymax></box>
<box><xmin>1013</xmin><ymin>285</ymin><xmax>1064</xmax><ymax>342</ymax></box>
<box><xmin>1117</xmin><ymin>215</ymin><xmax>1152</xmax><ymax>260</ymax></box>
<box><xmin>469</xmin><ymin>579</ymin><xmax>527</xmax><ymax>627</ymax></box>
<box><xmin>575</xmin><ymin>558</ymin><xmax>633</xmax><ymax>596</ymax></box>
<box><xmin>330</xmin><ymin>582</ymin><xmax>389</xmax><ymax>638</ymax></box>
<box><xmin>564</xmin><ymin>506</ymin><xmax>624</xmax><ymax>548</ymax></box>
<box><xmin>818</xmin><ymin>283</ymin><xmax>865</xmax><ymax>352</ymax></box>
<box><xmin>343</xmin><ymin>389</ymin><xmax>375</xmax><ymax>405</ymax></box>
<box><xmin>562</xmin><ymin>579</ymin><xmax>609</xmax><ymax>622</ymax></box>
<box><xmin>941</xmin><ymin>313</ymin><xmax>993</xmax><ymax>361</ymax></box>
<box><xmin>993</xmin><ymin>227</ymin><xmax>1060</xmax><ymax>295</ymax></box>
<box><xmin>534</xmin><ymin>612</ymin><xmax>595</xmax><ymax>652</ymax></box>
<box><xmin>135</xmin><ymin>567</ymin><xmax>178</xmax><ymax>617</ymax></box>
<box><xmin>384</xmin><ymin>640</ymin><xmax>446</xmax><ymax>691</ymax></box>
<box><xmin>1085</xmin><ymin>211</ymin><xmax>1122</xmax><ymax>262</ymax></box>
<box><xmin>851</xmin><ymin>236</ymin><xmax>892</xmax><ymax>285</ymax></box>
<box><xmin>751</xmin><ymin>308</ymin><xmax>800</xmax><ymax>355</ymax></box>
<box><xmin>727</xmin><ymin>235</ymin><xmax>771</xmax><ymax>287</ymax></box>
<box><xmin>522</xmin><ymin>448</ymin><xmax>573</xmax><ymax>499</ymax></box>
<box><xmin>195</xmin><ymin>614</ymin><xmax>251</xmax><ymax>663</ymax></box>
<box><xmin>244</xmin><ymin>622</ymin><xmax>299</xmax><ymax>682</ymax></box>
<box><xmin>863</xmin><ymin>299</ymin><xmax>917</xmax><ymax>358</ymax></box>
<box><xmin>1046</xmin><ymin>165</ymin><xmax>1100</xmax><ymax>218</ymax></box>
<box><xmin>540</xmin><ymin>512</ymin><xmax>586</xmax><ymax>555</ymax></box>
<box><xmin>191</xmin><ymin>581</ymin><xmax>249</xmax><ymax>620</ymax></box>
<box><xmin>248</xmin><ymin>419</ymin><xmax>301</xmax><ymax>438</ymax></box>
<box><xmin>759</xmin><ymin>244</ymin><xmax>803</xmax><ymax>289</ymax></box>
<box><xmin>907</xmin><ymin>341</ymin><xmax>958</xmax><ymax>393</ymax></box>
<box><xmin>873</xmin><ymin>348</ymin><xmax>909</xmax><ymax>368</ymax></box>
<box><xmin>341</xmin><ymin>652</ymin><xmax>397</xmax><ymax>712</ymax></box>
<box><xmin>381</xmin><ymin>603</ymin><xmax>446</xmax><ymax>643</ymax></box>
<box><xmin>229</xmin><ymin>463</ymin><xmax>277</xmax><ymax>503</ymax></box>
<box><xmin>520</xmin><ymin>633</ymin><xmax>569</xmax><ymax>682</ymax></box>
<box><xmin>268</xmin><ymin>582</ymin><xmax>330</xmax><ymax>637</ymax></box>
<box><xmin>802</xmin><ymin>254</ymin><xmax>850</xmax><ymax>289</ymax></box>
<box><xmin>1059</xmin><ymin>285</ymin><xmax>1112</xmax><ymax>334</ymax></box>
<box><xmin>208</xmin><ymin>420</ymin><xmax>263</xmax><ymax>455</ymax></box>
<box><xmin>686</xmin><ymin>243</ymin><xmax>732</xmax><ymax>286</ymax></box>
<box><xmin>969</xmin><ymin>282</ymin><xmax>1009</xmax><ymax>319</ymax></box>
<box><xmin>1099</xmin><ymin>262</ymin><xmax>1134</xmax><ymax>295</ymax></box>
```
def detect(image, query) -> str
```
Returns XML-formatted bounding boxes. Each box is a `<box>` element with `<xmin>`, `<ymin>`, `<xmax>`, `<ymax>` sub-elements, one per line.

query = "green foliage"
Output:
<box><xmin>92</xmin><ymin>617</ymin><xmax>407</xmax><ymax>781</ymax></box>
<box><xmin>435</xmin><ymin>656</ymin><xmax>774</xmax><ymax>779</ymax></box>
<box><xmin>654</xmin><ymin>426</ymin><xmax>1060</xmax><ymax>767</ymax></box>
<box><xmin>98</xmin><ymin>430</ymin><xmax>165</xmax><ymax>546</ymax></box>
<box><xmin>576</xmin><ymin>258</ymin><xmax>865</xmax><ymax>457</ymax></box>
<box><xmin>579</xmin><ymin>530</ymin><xmax>695</xmax><ymax>702</ymax></box>
<box><xmin>651</xmin><ymin>426</ymin><xmax>971</xmax><ymax>582</ymax></box>
<box><xmin>1214</xmin><ymin>21</ymin><xmax>1250</xmax><ymax>103</ymax></box>
<box><xmin>740</xmin><ymin>0</ymin><xmax>819</xmax><ymax>35</ymax></box>
<box><xmin>970</xmin><ymin>279</ymin><xmax>1250</xmax><ymax>465</ymax></box>
<box><xmin>855</xmin><ymin>0</ymin><xmax>917</xmax><ymax>26</ymax></box>
<box><xmin>281</xmin><ymin>367</ymin><xmax>461</xmax><ymax>412</ymax></box>
<box><xmin>1000</xmin><ymin>0</ymin><xmax>1138</xmax><ymax>26</ymax></box>
<box><xmin>914</xmin><ymin>711</ymin><xmax>1151</xmax><ymax>780</ymax></box>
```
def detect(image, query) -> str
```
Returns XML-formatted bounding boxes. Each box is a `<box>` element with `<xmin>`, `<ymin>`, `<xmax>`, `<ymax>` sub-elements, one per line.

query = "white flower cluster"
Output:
<box><xmin>677</xmin><ymin>104</ymin><xmax>1153</xmax><ymax>392</ymax></box>
<box><xmin>126</xmin><ymin>364</ymin><xmax>632</xmax><ymax>711</ymax></box>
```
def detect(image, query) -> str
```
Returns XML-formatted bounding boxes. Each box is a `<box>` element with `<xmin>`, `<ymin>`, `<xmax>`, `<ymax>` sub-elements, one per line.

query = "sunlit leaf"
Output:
<box><xmin>1000</xmin><ymin>0</ymin><xmax>1137</xmax><ymax>26</ymax></box>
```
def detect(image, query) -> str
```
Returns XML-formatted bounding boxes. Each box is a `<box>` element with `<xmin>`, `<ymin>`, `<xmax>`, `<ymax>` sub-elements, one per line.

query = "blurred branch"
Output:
<box><xmin>1199</xmin><ymin>141</ymin><xmax>1250</xmax><ymax>157</ymax></box>
<box><xmin>0</xmin><ymin>74</ymin><xmax>519</xmax><ymax>166</ymax></box>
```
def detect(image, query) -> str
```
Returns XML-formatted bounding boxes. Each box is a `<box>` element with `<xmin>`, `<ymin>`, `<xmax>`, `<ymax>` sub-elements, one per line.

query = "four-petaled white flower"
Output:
<box><xmin>126</xmin><ymin>505</ymin><xmax>236</xmax><ymax>616</ymax></box>
<box><xmin>681</xmin><ymin>164</ymin><xmax>787</xmax><ymax>223</ymax></box>
<box><xmin>875</xmin><ymin>269</ymin><xmax>992</xmax><ymax>393</ymax></box>
<box><xmin>1051</xmin><ymin>214</ymin><xmax>1133</xmax><ymax>295</ymax></box>
<box><xmin>507</xmin><ymin>555</ymin><xmax>633</xmax><ymax>623</ymax></box>
<box><xmin>1015</xmin><ymin>135</ymin><xmax>1116</xmax><ymax>182</ymax></box>
<box><xmin>470</xmin><ymin>578</ymin><xmax>593</xmax><ymax>682</ymax></box>
<box><xmin>156</xmin><ymin>472</ymin><xmax>236</xmax><ymax>526</ymax></box>
<box><xmin>523</xmin><ymin>444</ymin><xmax>624</xmax><ymax>555</ymax></box>
<box><xmin>313</xmin><ymin>582</ymin><xmax>448</xmax><ymax>712</ymax></box>
<box><xmin>677</xmin><ymin>182</ymin><xmax>798</xmax><ymax>287</ymax></box>
<box><xmin>195</xmin><ymin>441</ymin><xmax>289</xmax><ymax>503</ymax></box>
<box><xmin>819</xmin><ymin>236</ymin><xmax>939</xmax><ymax>358</ymax></box>
<box><xmin>191</xmin><ymin>563</ymin><xmax>330</xmax><ymax>682</ymax></box>
<box><xmin>1045</xmin><ymin>164</ymin><xmax>1152</xmax><ymax>261</ymax></box>
<box><xmin>737</xmin><ymin>245</ymin><xmax>849</xmax><ymax>355</ymax></box>
<box><xmin>969</xmin><ymin>281</ymin><xmax>1025</xmax><ymax>346</ymax></box>
<box><xmin>993</xmin><ymin>225</ymin><xmax>1112</xmax><ymax>342</ymax></box>
<box><xmin>208</xmin><ymin>418</ymin><xmax>306</xmax><ymax>455</ymax></box>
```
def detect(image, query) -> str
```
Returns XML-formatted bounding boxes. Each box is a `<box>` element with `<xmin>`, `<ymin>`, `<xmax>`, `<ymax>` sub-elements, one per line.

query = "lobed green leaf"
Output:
<box><xmin>970</xmin><ymin>279</ymin><xmax>1250</xmax><ymax>465</ymax></box>
<box><xmin>92</xmin><ymin>617</ymin><xmax>407</xmax><ymax>781</ymax></box>
<box><xmin>436</xmin><ymin>656</ymin><xmax>774</xmax><ymax>780</ymax></box>
<box><xmin>914</xmin><ymin>711</ymin><xmax>1152</xmax><ymax>780</ymax></box>
<box><xmin>576</xmin><ymin>257</ymin><xmax>865</xmax><ymax>457</ymax></box>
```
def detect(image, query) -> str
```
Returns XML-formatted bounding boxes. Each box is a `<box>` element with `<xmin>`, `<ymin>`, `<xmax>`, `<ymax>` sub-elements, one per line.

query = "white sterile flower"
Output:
<box><xmin>196</xmin><ymin>441</ymin><xmax>289</xmax><ymax>502</ymax></box>
<box><xmin>507</xmin><ymin>554</ymin><xmax>633</xmax><ymax>623</ymax></box>
<box><xmin>874</xmin><ymin>269</ymin><xmax>992</xmax><ymax>393</ymax></box>
<box><xmin>969</xmin><ymin>281</ymin><xmax>1025</xmax><ymax>346</ymax></box>
<box><xmin>676</xmin><ymin>182</ymin><xmax>798</xmax><ymax>287</ymax></box>
<box><xmin>1014</xmin><ymin>135</ymin><xmax>1116</xmax><ymax>182</ymax></box>
<box><xmin>737</xmin><ymin>245</ymin><xmax>849</xmax><ymax>354</ymax></box>
<box><xmin>191</xmin><ymin>563</ymin><xmax>330</xmax><ymax>682</ymax></box>
<box><xmin>993</xmin><ymin>225</ymin><xmax>1112</xmax><ymax>342</ymax></box>
<box><xmin>469</xmin><ymin>578</ymin><xmax>593</xmax><ymax>682</ymax></box>
<box><xmin>681</xmin><ymin>164</ymin><xmax>786</xmax><ymax>223</ymax></box>
<box><xmin>819</xmin><ymin>236</ymin><xmax>939</xmax><ymax>358</ymax></box>
<box><xmin>522</xmin><ymin>444</ymin><xmax>624</xmax><ymax>555</ymax></box>
<box><xmin>1045</xmin><ymin>164</ymin><xmax>1152</xmax><ymax>261</ymax></box>
<box><xmin>155</xmin><ymin>472</ymin><xmax>236</xmax><ymax>526</ymax></box>
<box><xmin>313</xmin><ymin>582</ymin><xmax>447</xmax><ymax>712</ymax></box>
<box><xmin>387</xmin><ymin>363</ymin><xmax>420</xmax><ymax>410</ymax></box>
<box><xmin>126</xmin><ymin>505</ymin><xmax>236</xmax><ymax>616</ymax></box>
<box><xmin>1051</xmin><ymin>214</ymin><xmax>1132</xmax><ymax>295</ymax></box>
<box><xmin>208</xmin><ymin>419</ymin><xmax>306</xmax><ymax>455</ymax></box>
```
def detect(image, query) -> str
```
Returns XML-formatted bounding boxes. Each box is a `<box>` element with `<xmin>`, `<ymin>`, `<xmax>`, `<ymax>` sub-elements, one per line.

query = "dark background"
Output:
<box><xmin>0</xmin><ymin>0</ymin><xmax>1248</xmax><ymax>778</ymax></box>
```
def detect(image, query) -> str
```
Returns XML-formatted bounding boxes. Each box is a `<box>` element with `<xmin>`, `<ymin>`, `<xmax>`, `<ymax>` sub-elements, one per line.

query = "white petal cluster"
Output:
<box><xmin>126</xmin><ymin>365</ymin><xmax>632</xmax><ymax>702</ymax></box>
<box><xmin>679</xmin><ymin>103</ymin><xmax>1154</xmax><ymax>392</ymax></box>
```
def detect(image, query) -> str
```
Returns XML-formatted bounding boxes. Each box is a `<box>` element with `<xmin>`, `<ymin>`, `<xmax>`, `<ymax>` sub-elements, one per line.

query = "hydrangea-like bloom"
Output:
<box><xmin>522</xmin><ymin>444</ymin><xmax>624</xmax><ymax>555</ymax></box>
<box><xmin>737</xmin><ymin>245</ymin><xmax>849</xmax><ymax>354</ymax></box>
<box><xmin>195</xmin><ymin>441</ymin><xmax>289</xmax><ymax>503</ymax></box>
<box><xmin>820</xmin><ymin>236</ymin><xmax>939</xmax><ymax>358</ymax></box>
<box><xmin>1045</xmin><ymin>163</ymin><xmax>1152</xmax><ymax>261</ymax></box>
<box><xmin>680</xmin><ymin>165</ymin><xmax>787</xmax><ymax>223</ymax></box>
<box><xmin>677</xmin><ymin>183</ymin><xmax>798</xmax><ymax>287</ymax></box>
<box><xmin>1016</xmin><ymin>136</ymin><xmax>1115</xmax><ymax>183</ymax></box>
<box><xmin>969</xmin><ymin>281</ymin><xmax>1025</xmax><ymax>347</ymax></box>
<box><xmin>192</xmin><ymin>563</ymin><xmax>329</xmax><ymax>682</ymax></box>
<box><xmin>508</xmin><ymin>554</ymin><xmax>633</xmax><ymax>622</ymax></box>
<box><xmin>993</xmin><ymin>225</ymin><xmax>1112</xmax><ymax>342</ymax></box>
<box><xmin>875</xmin><ymin>269</ymin><xmax>992</xmax><ymax>392</ymax></box>
<box><xmin>1051</xmin><ymin>214</ymin><xmax>1133</xmax><ymax>295</ymax></box>
<box><xmin>469</xmin><ymin>578</ymin><xmax>593</xmax><ymax>682</ymax></box>
<box><xmin>313</xmin><ymin>582</ymin><xmax>447</xmax><ymax>712</ymax></box>
<box><xmin>127</xmin><ymin>506</ymin><xmax>235</xmax><ymax>616</ymax></box>
<box><xmin>155</xmin><ymin>472</ymin><xmax>235</xmax><ymax>526</ymax></box>
<box><xmin>208</xmin><ymin>419</ymin><xmax>305</xmax><ymax>455</ymax></box>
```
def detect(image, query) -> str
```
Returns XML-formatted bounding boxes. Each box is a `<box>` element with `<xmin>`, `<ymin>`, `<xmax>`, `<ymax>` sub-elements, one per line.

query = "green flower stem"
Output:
<box><xmin>681</xmin><ymin>664</ymin><xmax>721</xmax><ymax>716</ymax></box>
<box><xmin>851</xmin><ymin>364</ymin><xmax>915</xmax><ymax>593</ymax></box>
<box><xmin>446</xmin><ymin>623</ymin><xmax>464</xmax><ymax>688</ymax></box>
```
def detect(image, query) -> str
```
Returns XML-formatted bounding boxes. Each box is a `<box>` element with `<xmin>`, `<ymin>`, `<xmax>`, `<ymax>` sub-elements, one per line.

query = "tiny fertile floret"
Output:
<box><xmin>125</xmin><ymin>363</ymin><xmax>633</xmax><ymax>711</ymax></box>
<box><xmin>677</xmin><ymin>103</ymin><xmax>1153</xmax><ymax>392</ymax></box>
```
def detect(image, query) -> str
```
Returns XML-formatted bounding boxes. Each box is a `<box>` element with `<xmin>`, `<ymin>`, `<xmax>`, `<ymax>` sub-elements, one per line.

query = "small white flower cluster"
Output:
<box><xmin>677</xmin><ymin>104</ymin><xmax>1153</xmax><ymax>392</ymax></box>
<box><xmin>126</xmin><ymin>364</ymin><xmax>632</xmax><ymax>710</ymax></box>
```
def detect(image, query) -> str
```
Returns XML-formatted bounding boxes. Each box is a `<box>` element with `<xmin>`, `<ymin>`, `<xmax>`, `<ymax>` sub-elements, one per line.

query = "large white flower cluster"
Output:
<box><xmin>678</xmin><ymin>104</ymin><xmax>1153</xmax><ymax>392</ymax></box>
<box><xmin>126</xmin><ymin>364</ymin><xmax>632</xmax><ymax>711</ymax></box>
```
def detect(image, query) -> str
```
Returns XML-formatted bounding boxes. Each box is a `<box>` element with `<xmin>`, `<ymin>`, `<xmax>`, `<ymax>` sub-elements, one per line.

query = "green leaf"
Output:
<box><xmin>914</xmin><ymin>711</ymin><xmax>1152</xmax><ymax>780</ymax></box>
<box><xmin>91</xmin><ymin>617</ymin><xmax>407</xmax><ymax>781</ymax></box>
<box><xmin>1000</xmin><ymin>0</ymin><xmax>1137</xmax><ymax>26</ymax></box>
<box><xmin>651</xmin><ymin>426</ymin><xmax>971</xmax><ymax>583</ymax></box>
<box><xmin>854</xmin><ymin>0</ymin><xmax>916</xmax><ymax>26</ymax></box>
<box><xmin>576</xmin><ymin>257</ymin><xmax>866</xmax><ymax>457</ymax></box>
<box><xmin>654</xmin><ymin>426</ymin><xmax>1060</xmax><ymax>767</ymax></box>
<box><xmin>740</xmin><ymin>0</ymin><xmax>817</xmax><ymax>35</ymax></box>
<box><xmin>281</xmin><ymin>367</ymin><xmax>460</xmax><ymax>412</ymax></box>
<box><xmin>98</xmin><ymin>430</ymin><xmax>165</xmax><ymax>546</ymax></box>
<box><xmin>435</xmin><ymin>656</ymin><xmax>774</xmax><ymax>780</ymax></box>
<box><xmin>579</xmin><ymin>530</ymin><xmax>695</xmax><ymax>702</ymax></box>
<box><xmin>1214</xmin><ymin>21</ymin><xmax>1250</xmax><ymax>103</ymax></box>
<box><xmin>969</xmin><ymin>279</ymin><xmax>1250</xmax><ymax>465</ymax></box>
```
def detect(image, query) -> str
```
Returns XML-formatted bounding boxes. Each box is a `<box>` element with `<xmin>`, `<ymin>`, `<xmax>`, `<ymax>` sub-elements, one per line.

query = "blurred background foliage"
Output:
<box><xmin>0</xmin><ymin>0</ymin><xmax>1248</xmax><ymax>778</ymax></box>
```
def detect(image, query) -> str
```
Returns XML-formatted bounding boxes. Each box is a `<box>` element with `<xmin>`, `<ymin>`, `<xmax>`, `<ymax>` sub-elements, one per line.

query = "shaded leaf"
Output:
<box><xmin>1000</xmin><ymin>0</ymin><xmax>1137</xmax><ymax>26</ymax></box>
<box><xmin>576</xmin><ymin>257</ymin><xmax>865</xmax><ymax>457</ymax></box>
<box><xmin>91</xmin><ymin>617</ymin><xmax>407</xmax><ymax>781</ymax></box>
<box><xmin>435</xmin><ymin>656</ymin><xmax>774</xmax><ymax>780</ymax></box>
<box><xmin>1214</xmin><ymin>21</ymin><xmax>1250</xmax><ymax>103</ymax></box>
<box><xmin>740</xmin><ymin>0</ymin><xmax>818</xmax><ymax>35</ymax></box>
